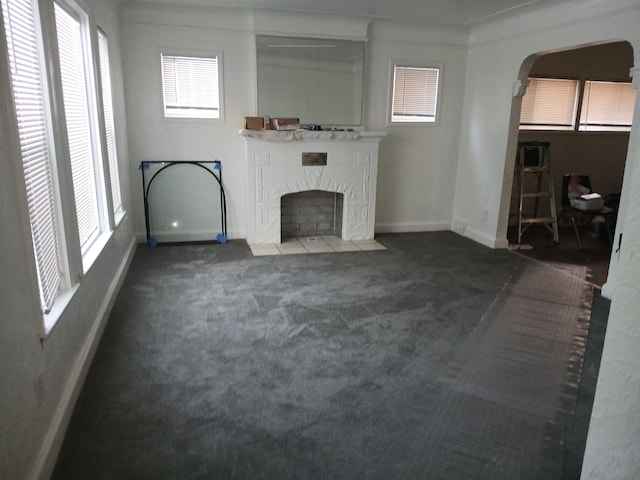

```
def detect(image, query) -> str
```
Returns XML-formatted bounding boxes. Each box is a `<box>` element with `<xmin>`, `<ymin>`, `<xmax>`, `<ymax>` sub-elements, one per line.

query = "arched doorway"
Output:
<box><xmin>503</xmin><ymin>41</ymin><xmax>635</xmax><ymax>289</ymax></box>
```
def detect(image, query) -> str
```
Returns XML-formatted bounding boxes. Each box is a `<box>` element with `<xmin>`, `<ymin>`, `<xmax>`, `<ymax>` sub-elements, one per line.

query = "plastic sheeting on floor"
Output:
<box><xmin>401</xmin><ymin>261</ymin><xmax>592</xmax><ymax>479</ymax></box>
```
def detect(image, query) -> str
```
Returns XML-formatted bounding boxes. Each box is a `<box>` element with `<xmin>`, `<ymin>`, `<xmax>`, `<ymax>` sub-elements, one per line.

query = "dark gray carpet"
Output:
<box><xmin>51</xmin><ymin>232</ymin><xmax>607</xmax><ymax>479</ymax></box>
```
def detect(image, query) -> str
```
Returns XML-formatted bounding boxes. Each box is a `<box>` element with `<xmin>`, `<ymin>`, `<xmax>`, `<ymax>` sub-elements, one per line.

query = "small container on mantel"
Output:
<box><xmin>271</xmin><ymin>117</ymin><xmax>300</xmax><ymax>131</ymax></box>
<box><xmin>243</xmin><ymin>116</ymin><xmax>267</xmax><ymax>130</ymax></box>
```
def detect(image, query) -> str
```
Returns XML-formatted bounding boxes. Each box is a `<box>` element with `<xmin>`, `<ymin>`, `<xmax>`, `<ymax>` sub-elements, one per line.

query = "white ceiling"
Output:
<box><xmin>115</xmin><ymin>0</ymin><xmax>580</xmax><ymax>25</ymax></box>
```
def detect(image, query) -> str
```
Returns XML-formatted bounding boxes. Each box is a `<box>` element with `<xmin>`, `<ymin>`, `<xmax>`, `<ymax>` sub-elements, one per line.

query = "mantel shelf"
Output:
<box><xmin>239</xmin><ymin>129</ymin><xmax>387</xmax><ymax>142</ymax></box>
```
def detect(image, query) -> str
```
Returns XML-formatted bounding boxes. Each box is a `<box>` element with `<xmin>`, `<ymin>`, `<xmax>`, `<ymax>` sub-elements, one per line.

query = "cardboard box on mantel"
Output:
<box><xmin>271</xmin><ymin>117</ymin><xmax>300</xmax><ymax>131</ymax></box>
<box><xmin>244</xmin><ymin>116</ymin><xmax>267</xmax><ymax>130</ymax></box>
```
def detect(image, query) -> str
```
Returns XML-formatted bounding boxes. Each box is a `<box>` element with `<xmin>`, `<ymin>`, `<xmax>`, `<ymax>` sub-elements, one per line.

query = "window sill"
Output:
<box><xmin>41</xmin><ymin>283</ymin><xmax>80</xmax><ymax>339</ymax></box>
<box><xmin>160</xmin><ymin>116</ymin><xmax>225</xmax><ymax>125</ymax></box>
<box><xmin>82</xmin><ymin>231</ymin><xmax>112</xmax><ymax>274</ymax></box>
<box><xmin>114</xmin><ymin>209</ymin><xmax>126</xmax><ymax>227</ymax></box>
<box><xmin>42</xmin><ymin>230</ymin><xmax>114</xmax><ymax>339</ymax></box>
<box><xmin>387</xmin><ymin>121</ymin><xmax>440</xmax><ymax>127</ymax></box>
<box><xmin>518</xmin><ymin>129</ymin><xmax>631</xmax><ymax>135</ymax></box>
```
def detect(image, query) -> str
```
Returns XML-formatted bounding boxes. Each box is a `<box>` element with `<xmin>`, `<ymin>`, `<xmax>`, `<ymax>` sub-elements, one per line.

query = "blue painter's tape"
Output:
<box><xmin>216</xmin><ymin>233</ymin><xmax>227</xmax><ymax>244</ymax></box>
<box><xmin>213</xmin><ymin>160</ymin><xmax>221</xmax><ymax>170</ymax></box>
<box><xmin>147</xmin><ymin>237</ymin><xmax>157</xmax><ymax>247</ymax></box>
<box><xmin>139</xmin><ymin>162</ymin><xmax>150</xmax><ymax>170</ymax></box>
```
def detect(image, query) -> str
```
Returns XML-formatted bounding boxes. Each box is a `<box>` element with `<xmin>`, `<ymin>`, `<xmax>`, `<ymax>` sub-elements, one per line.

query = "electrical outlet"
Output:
<box><xmin>452</xmin><ymin>221</ymin><xmax>468</xmax><ymax>235</ymax></box>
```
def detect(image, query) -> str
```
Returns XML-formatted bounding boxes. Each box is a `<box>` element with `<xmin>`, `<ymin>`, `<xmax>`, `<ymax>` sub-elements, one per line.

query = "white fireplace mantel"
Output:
<box><xmin>242</xmin><ymin>131</ymin><xmax>386</xmax><ymax>244</ymax></box>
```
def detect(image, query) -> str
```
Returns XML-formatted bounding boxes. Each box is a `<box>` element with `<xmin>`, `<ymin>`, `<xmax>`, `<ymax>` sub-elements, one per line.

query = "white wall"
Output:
<box><xmin>454</xmin><ymin>1</ymin><xmax>640</xmax><ymax>476</ymax></box>
<box><xmin>0</xmin><ymin>0</ymin><xmax>135</xmax><ymax>478</ymax></box>
<box><xmin>455</xmin><ymin>1</ymin><xmax>640</xmax><ymax>249</ymax></box>
<box><xmin>582</xmin><ymin>64</ymin><xmax>640</xmax><ymax>478</ymax></box>
<box><xmin>120</xmin><ymin>5</ymin><xmax>469</xmax><ymax>241</ymax></box>
<box><xmin>121</xmin><ymin>5</ymin><xmax>255</xmax><ymax>240</ymax></box>
<box><xmin>365</xmin><ymin>21</ymin><xmax>468</xmax><ymax>233</ymax></box>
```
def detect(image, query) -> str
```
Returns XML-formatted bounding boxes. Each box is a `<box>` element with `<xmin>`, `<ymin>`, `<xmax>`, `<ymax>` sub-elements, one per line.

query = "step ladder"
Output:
<box><xmin>515</xmin><ymin>141</ymin><xmax>559</xmax><ymax>244</ymax></box>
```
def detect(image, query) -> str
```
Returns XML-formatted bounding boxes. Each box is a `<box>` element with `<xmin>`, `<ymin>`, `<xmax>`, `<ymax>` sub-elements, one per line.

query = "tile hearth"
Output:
<box><xmin>249</xmin><ymin>235</ymin><xmax>386</xmax><ymax>256</ymax></box>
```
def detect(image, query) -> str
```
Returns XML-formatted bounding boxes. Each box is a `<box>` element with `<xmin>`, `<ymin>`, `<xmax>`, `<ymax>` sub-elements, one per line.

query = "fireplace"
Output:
<box><xmin>281</xmin><ymin>190</ymin><xmax>344</xmax><ymax>240</ymax></box>
<box><xmin>242</xmin><ymin>130</ymin><xmax>385</xmax><ymax>244</ymax></box>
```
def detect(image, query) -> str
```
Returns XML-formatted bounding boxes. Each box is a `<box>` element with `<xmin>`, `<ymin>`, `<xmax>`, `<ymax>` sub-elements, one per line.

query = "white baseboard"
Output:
<box><xmin>466</xmin><ymin>227</ymin><xmax>508</xmax><ymax>249</ymax></box>
<box><xmin>375</xmin><ymin>221</ymin><xmax>451</xmax><ymax>234</ymax></box>
<box><xmin>375</xmin><ymin>220</ymin><xmax>508</xmax><ymax>249</ymax></box>
<box><xmin>450</xmin><ymin>216</ymin><xmax>506</xmax><ymax>249</ymax></box>
<box><xmin>31</xmin><ymin>237</ymin><xmax>137</xmax><ymax>480</ymax></box>
<box><xmin>493</xmin><ymin>236</ymin><xmax>510</xmax><ymax>249</ymax></box>
<box><xmin>601</xmin><ymin>279</ymin><xmax>614</xmax><ymax>300</ymax></box>
<box><xmin>135</xmin><ymin>228</ymin><xmax>245</xmax><ymax>244</ymax></box>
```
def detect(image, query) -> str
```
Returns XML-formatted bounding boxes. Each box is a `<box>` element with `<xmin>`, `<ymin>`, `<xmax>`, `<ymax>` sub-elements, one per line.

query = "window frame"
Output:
<box><xmin>160</xmin><ymin>50</ymin><xmax>224</xmax><ymax>121</ymax></box>
<box><xmin>520</xmin><ymin>76</ymin><xmax>636</xmax><ymax>133</ymax></box>
<box><xmin>519</xmin><ymin>77</ymin><xmax>580</xmax><ymax>131</ymax></box>
<box><xmin>578</xmin><ymin>79</ymin><xmax>637</xmax><ymax>132</ymax></box>
<box><xmin>97</xmin><ymin>27</ymin><xmax>124</xmax><ymax>224</ymax></box>
<box><xmin>54</xmin><ymin>0</ymin><xmax>111</xmax><ymax>272</ymax></box>
<box><xmin>1</xmin><ymin>0</ymin><xmax>121</xmax><ymax>335</ymax></box>
<box><xmin>1</xmin><ymin>0</ymin><xmax>69</xmax><ymax>316</ymax></box>
<box><xmin>388</xmin><ymin>60</ymin><xmax>443</xmax><ymax>126</ymax></box>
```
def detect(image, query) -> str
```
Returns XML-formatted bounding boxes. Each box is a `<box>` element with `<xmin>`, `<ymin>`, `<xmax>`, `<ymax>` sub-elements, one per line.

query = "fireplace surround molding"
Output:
<box><xmin>243</xmin><ymin>131</ymin><xmax>386</xmax><ymax>244</ymax></box>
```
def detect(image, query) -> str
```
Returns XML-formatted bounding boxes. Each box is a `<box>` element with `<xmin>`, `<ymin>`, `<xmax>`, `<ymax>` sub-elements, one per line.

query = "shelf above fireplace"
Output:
<box><xmin>239</xmin><ymin>129</ymin><xmax>386</xmax><ymax>142</ymax></box>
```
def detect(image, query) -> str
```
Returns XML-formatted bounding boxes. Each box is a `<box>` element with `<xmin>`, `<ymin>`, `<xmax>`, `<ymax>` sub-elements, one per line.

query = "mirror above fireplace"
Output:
<box><xmin>256</xmin><ymin>35</ymin><xmax>365</xmax><ymax>126</ymax></box>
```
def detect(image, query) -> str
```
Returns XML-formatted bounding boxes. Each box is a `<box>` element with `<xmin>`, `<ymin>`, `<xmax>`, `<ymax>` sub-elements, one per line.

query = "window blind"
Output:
<box><xmin>97</xmin><ymin>29</ymin><xmax>122</xmax><ymax>216</ymax></box>
<box><xmin>520</xmin><ymin>78</ymin><xmax>578</xmax><ymax>129</ymax></box>
<box><xmin>161</xmin><ymin>54</ymin><xmax>219</xmax><ymax>118</ymax></box>
<box><xmin>579</xmin><ymin>80</ymin><xmax>636</xmax><ymax>131</ymax></box>
<box><xmin>2</xmin><ymin>0</ymin><xmax>61</xmax><ymax>312</ymax></box>
<box><xmin>392</xmin><ymin>66</ymin><xmax>439</xmax><ymax>122</ymax></box>
<box><xmin>55</xmin><ymin>2</ymin><xmax>100</xmax><ymax>252</ymax></box>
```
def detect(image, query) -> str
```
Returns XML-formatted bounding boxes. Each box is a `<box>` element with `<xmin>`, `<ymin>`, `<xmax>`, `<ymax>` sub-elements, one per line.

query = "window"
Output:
<box><xmin>97</xmin><ymin>29</ymin><xmax>122</xmax><ymax>218</ymax></box>
<box><xmin>390</xmin><ymin>64</ymin><xmax>440</xmax><ymax>124</ymax></box>
<box><xmin>55</xmin><ymin>1</ymin><xmax>105</xmax><ymax>255</ymax></box>
<box><xmin>161</xmin><ymin>53</ymin><xmax>221</xmax><ymax>119</ymax></box>
<box><xmin>520</xmin><ymin>78</ymin><xmax>579</xmax><ymax>130</ymax></box>
<box><xmin>579</xmin><ymin>80</ymin><xmax>637</xmax><ymax>131</ymax></box>
<box><xmin>520</xmin><ymin>77</ymin><xmax>636</xmax><ymax>132</ymax></box>
<box><xmin>3</xmin><ymin>0</ymin><xmax>120</xmax><ymax>328</ymax></box>
<box><xmin>2</xmin><ymin>0</ymin><xmax>63</xmax><ymax>313</ymax></box>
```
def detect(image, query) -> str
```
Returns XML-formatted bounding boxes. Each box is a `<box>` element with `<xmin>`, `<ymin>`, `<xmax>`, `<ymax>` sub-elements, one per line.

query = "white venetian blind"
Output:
<box><xmin>161</xmin><ymin>54</ymin><xmax>219</xmax><ymax>118</ymax></box>
<box><xmin>2</xmin><ymin>0</ymin><xmax>61</xmax><ymax>312</ymax></box>
<box><xmin>97</xmin><ymin>29</ymin><xmax>122</xmax><ymax>216</ymax></box>
<box><xmin>579</xmin><ymin>80</ymin><xmax>637</xmax><ymax>131</ymax></box>
<box><xmin>55</xmin><ymin>2</ymin><xmax>99</xmax><ymax>251</ymax></box>
<box><xmin>520</xmin><ymin>78</ymin><xmax>579</xmax><ymax>130</ymax></box>
<box><xmin>391</xmin><ymin>66</ymin><xmax>439</xmax><ymax>122</ymax></box>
